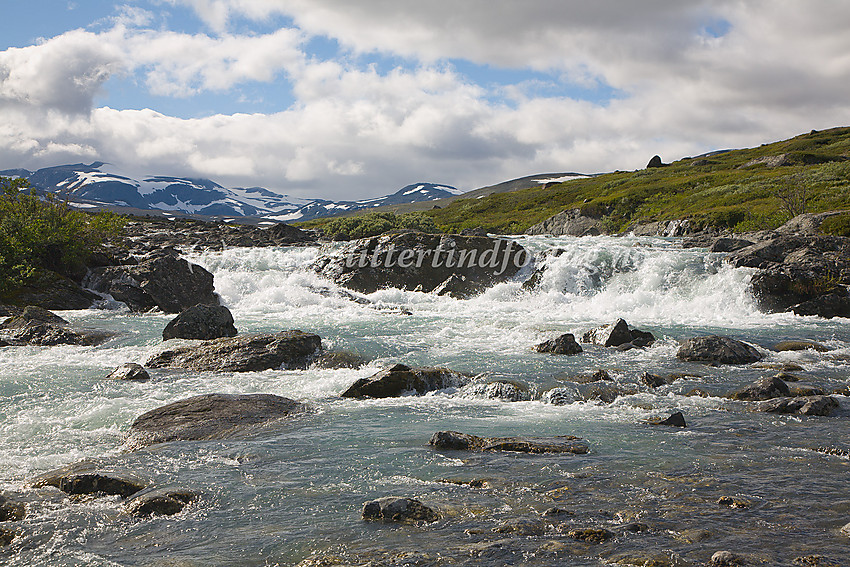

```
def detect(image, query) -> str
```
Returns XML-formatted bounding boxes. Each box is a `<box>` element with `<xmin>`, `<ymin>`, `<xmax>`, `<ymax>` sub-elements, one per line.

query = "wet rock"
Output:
<box><xmin>146</xmin><ymin>330</ymin><xmax>321</xmax><ymax>372</ymax></box>
<box><xmin>125</xmin><ymin>487</ymin><xmax>199</xmax><ymax>518</ymax></box>
<box><xmin>773</xmin><ymin>340</ymin><xmax>829</xmax><ymax>352</ymax></box>
<box><xmin>31</xmin><ymin>461</ymin><xmax>146</xmax><ymax>498</ymax></box>
<box><xmin>677</xmin><ymin>335</ymin><xmax>763</xmax><ymax>365</ymax></box>
<box><xmin>534</xmin><ymin>333</ymin><xmax>582</xmax><ymax>355</ymax></box>
<box><xmin>0</xmin><ymin>307</ymin><xmax>114</xmax><ymax>346</ymax></box>
<box><xmin>106</xmin><ymin>363</ymin><xmax>150</xmax><ymax>382</ymax></box>
<box><xmin>616</xmin><ymin>522</ymin><xmax>651</xmax><ymax>534</ymax></box>
<box><xmin>0</xmin><ymin>528</ymin><xmax>16</xmax><ymax>546</ymax></box>
<box><xmin>567</xmin><ymin>527</ymin><xmax>614</xmax><ymax>543</ymax></box>
<box><xmin>125</xmin><ymin>393</ymin><xmax>306</xmax><ymax>450</ymax></box>
<box><xmin>757</xmin><ymin>395</ymin><xmax>840</xmax><ymax>416</ymax></box>
<box><xmin>313</xmin><ymin>232</ymin><xmax>530</xmax><ymax>297</ymax></box>
<box><xmin>582</xmin><ymin>382</ymin><xmax>633</xmax><ymax>403</ymax></box>
<box><xmin>581</xmin><ymin>318</ymin><xmax>655</xmax><ymax>348</ymax></box>
<box><xmin>85</xmin><ymin>251</ymin><xmax>218</xmax><ymax>313</ymax></box>
<box><xmin>775</xmin><ymin>370</ymin><xmax>802</xmax><ymax>382</ymax></box>
<box><xmin>568</xmin><ymin>369</ymin><xmax>611</xmax><ymax>384</ymax></box>
<box><xmin>729</xmin><ymin>376</ymin><xmax>790</xmax><ymax>401</ymax></box>
<box><xmin>647</xmin><ymin>411</ymin><xmax>687</xmax><ymax>427</ymax></box>
<box><xmin>340</xmin><ymin>363</ymin><xmax>469</xmax><ymax>398</ymax></box>
<box><xmin>685</xmin><ymin>388</ymin><xmax>711</xmax><ymax>398</ymax></box>
<box><xmin>640</xmin><ymin>372</ymin><xmax>669</xmax><ymax>388</ymax></box>
<box><xmin>717</xmin><ymin>496</ymin><xmax>750</xmax><ymax>509</ymax></box>
<box><xmin>842</xmin><ymin>522</ymin><xmax>850</xmax><ymax>536</ymax></box>
<box><xmin>0</xmin><ymin>493</ymin><xmax>25</xmax><ymax>521</ymax></box>
<box><xmin>542</xmin><ymin>507</ymin><xmax>573</xmax><ymax>517</ymax></box>
<box><xmin>543</xmin><ymin>387</ymin><xmax>576</xmax><ymax>405</ymax></box>
<box><xmin>493</xmin><ymin>518</ymin><xmax>545</xmax><ymax>536</ymax></box>
<box><xmin>793</xmin><ymin>555</ymin><xmax>843</xmax><ymax>566</ymax></box>
<box><xmin>429</xmin><ymin>430</ymin><xmax>589</xmax><ymax>454</ymax></box>
<box><xmin>361</xmin><ymin>497</ymin><xmax>439</xmax><ymax>523</ymax></box>
<box><xmin>8</xmin><ymin>270</ymin><xmax>100</xmax><ymax>311</ymax></box>
<box><xmin>458</xmin><ymin>380</ymin><xmax>531</xmax><ymax>402</ymax></box>
<box><xmin>310</xmin><ymin>350</ymin><xmax>367</xmax><ymax>369</ymax></box>
<box><xmin>432</xmin><ymin>273</ymin><xmax>485</xmax><ymax>299</ymax></box>
<box><xmin>711</xmin><ymin>550</ymin><xmax>744</xmax><ymax>566</ymax></box>
<box><xmin>810</xmin><ymin>446</ymin><xmax>850</xmax><ymax>458</ymax></box>
<box><xmin>789</xmin><ymin>386</ymin><xmax>826</xmax><ymax>397</ymax></box>
<box><xmin>162</xmin><ymin>303</ymin><xmax>237</xmax><ymax>340</ymax></box>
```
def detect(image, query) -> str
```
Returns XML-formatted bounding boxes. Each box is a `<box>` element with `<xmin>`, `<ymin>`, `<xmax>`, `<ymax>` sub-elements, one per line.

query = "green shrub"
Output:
<box><xmin>321</xmin><ymin>211</ymin><xmax>439</xmax><ymax>240</ymax></box>
<box><xmin>0</xmin><ymin>177</ymin><xmax>125</xmax><ymax>295</ymax></box>
<box><xmin>819</xmin><ymin>212</ymin><xmax>850</xmax><ymax>236</ymax></box>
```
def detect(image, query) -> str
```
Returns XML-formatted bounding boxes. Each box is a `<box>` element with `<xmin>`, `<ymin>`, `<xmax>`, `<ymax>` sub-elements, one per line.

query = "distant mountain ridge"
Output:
<box><xmin>0</xmin><ymin>162</ymin><xmax>464</xmax><ymax>222</ymax></box>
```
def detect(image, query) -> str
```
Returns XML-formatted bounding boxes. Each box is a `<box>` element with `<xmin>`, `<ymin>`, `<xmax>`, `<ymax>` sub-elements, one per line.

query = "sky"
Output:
<box><xmin>1</xmin><ymin>1</ymin><xmax>850</xmax><ymax>201</ymax></box>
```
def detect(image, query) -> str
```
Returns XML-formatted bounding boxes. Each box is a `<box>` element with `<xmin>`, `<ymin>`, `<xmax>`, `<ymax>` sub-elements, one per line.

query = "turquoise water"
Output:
<box><xmin>1</xmin><ymin>235</ymin><xmax>849</xmax><ymax>566</ymax></box>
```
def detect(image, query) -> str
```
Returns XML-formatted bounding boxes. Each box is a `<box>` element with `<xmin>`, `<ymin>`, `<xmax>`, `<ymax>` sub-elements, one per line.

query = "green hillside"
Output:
<box><xmin>304</xmin><ymin>127</ymin><xmax>850</xmax><ymax>236</ymax></box>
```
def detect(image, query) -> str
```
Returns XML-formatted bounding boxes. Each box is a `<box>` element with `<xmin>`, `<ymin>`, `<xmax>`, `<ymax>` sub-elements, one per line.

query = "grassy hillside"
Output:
<box><xmin>303</xmin><ymin>127</ymin><xmax>850</xmax><ymax>235</ymax></box>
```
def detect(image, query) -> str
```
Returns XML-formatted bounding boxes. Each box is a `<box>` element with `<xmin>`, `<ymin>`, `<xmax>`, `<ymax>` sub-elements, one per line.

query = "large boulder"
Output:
<box><xmin>524</xmin><ymin>208</ymin><xmax>602</xmax><ymax>237</ymax></box>
<box><xmin>162</xmin><ymin>303</ymin><xmax>237</xmax><ymax>340</ymax></box>
<box><xmin>0</xmin><ymin>306</ymin><xmax>114</xmax><ymax>346</ymax></box>
<box><xmin>534</xmin><ymin>333</ymin><xmax>582</xmax><ymax>355</ymax></box>
<box><xmin>125</xmin><ymin>393</ymin><xmax>306</xmax><ymax>450</ymax></box>
<box><xmin>677</xmin><ymin>335</ymin><xmax>763</xmax><ymax>365</ymax></box>
<box><xmin>146</xmin><ymin>330</ymin><xmax>321</xmax><ymax>372</ymax></box>
<box><xmin>312</xmin><ymin>232</ymin><xmax>530</xmax><ymax>298</ymax></box>
<box><xmin>31</xmin><ymin>461</ymin><xmax>147</xmax><ymax>498</ymax></box>
<box><xmin>429</xmin><ymin>431</ymin><xmax>589</xmax><ymax>454</ymax></box>
<box><xmin>341</xmin><ymin>364</ymin><xmax>469</xmax><ymax>398</ymax></box>
<box><xmin>727</xmin><ymin>234</ymin><xmax>850</xmax><ymax>318</ymax></box>
<box><xmin>729</xmin><ymin>376</ymin><xmax>790</xmax><ymax>401</ymax></box>
<box><xmin>362</xmin><ymin>497</ymin><xmax>439</xmax><ymax>523</ymax></box>
<box><xmin>581</xmin><ymin>318</ymin><xmax>655</xmax><ymax>348</ymax></box>
<box><xmin>756</xmin><ymin>395</ymin><xmax>840</xmax><ymax>416</ymax></box>
<box><xmin>85</xmin><ymin>251</ymin><xmax>217</xmax><ymax>313</ymax></box>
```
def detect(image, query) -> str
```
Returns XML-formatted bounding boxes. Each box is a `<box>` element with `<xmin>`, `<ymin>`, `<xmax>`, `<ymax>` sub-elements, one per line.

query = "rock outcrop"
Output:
<box><xmin>727</xmin><ymin>233</ymin><xmax>850</xmax><ymax>318</ymax></box>
<box><xmin>524</xmin><ymin>208</ymin><xmax>603</xmax><ymax>237</ymax></box>
<box><xmin>162</xmin><ymin>303</ymin><xmax>237</xmax><ymax>340</ymax></box>
<box><xmin>146</xmin><ymin>331</ymin><xmax>321</xmax><ymax>372</ymax></box>
<box><xmin>362</xmin><ymin>497</ymin><xmax>439</xmax><ymax>523</ymax></box>
<box><xmin>341</xmin><ymin>364</ymin><xmax>469</xmax><ymax>398</ymax></box>
<box><xmin>313</xmin><ymin>232</ymin><xmax>530</xmax><ymax>299</ymax></box>
<box><xmin>125</xmin><ymin>393</ymin><xmax>306</xmax><ymax>450</ymax></box>
<box><xmin>429</xmin><ymin>431</ymin><xmax>589</xmax><ymax>454</ymax></box>
<box><xmin>677</xmin><ymin>335</ymin><xmax>763</xmax><ymax>365</ymax></box>
<box><xmin>85</xmin><ymin>251</ymin><xmax>218</xmax><ymax>313</ymax></box>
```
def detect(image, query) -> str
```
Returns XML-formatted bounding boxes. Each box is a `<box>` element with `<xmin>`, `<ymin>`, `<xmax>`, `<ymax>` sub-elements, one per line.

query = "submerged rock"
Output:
<box><xmin>773</xmin><ymin>340</ymin><xmax>829</xmax><ymax>352</ymax></box>
<box><xmin>125</xmin><ymin>393</ymin><xmax>306</xmax><ymax>450</ymax></box>
<box><xmin>534</xmin><ymin>333</ymin><xmax>583</xmax><ymax>355</ymax></box>
<box><xmin>677</xmin><ymin>335</ymin><xmax>763</xmax><ymax>365</ymax></box>
<box><xmin>310</xmin><ymin>350</ymin><xmax>367</xmax><ymax>369</ymax></box>
<box><xmin>640</xmin><ymin>372</ymin><xmax>670</xmax><ymax>388</ymax></box>
<box><xmin>566</xmin><ymin>527</ymin><xmax>614</xmax><ymax>543</ymax></box>
<box><xmin>0</xmin><ymin>493</ymin><xmax>25</xmax><ymax>521</ymax></box>
<box><xmin>458</xmin><ymin>380</ymin><xmax>531</xmax><ymax>402</ymax></box>
<box><xmin>429</xmin><ymin>431</ymin><xmax>589</xmax><ymax>454</ymax></box>
<box><xmin>106</xmin><ymin>363</ymin><xmax>150</xmax><ymax>382</ymax></box>
<box><xmin>86</xmin><ymin>251</ymin><xmax>218</xmax><ymax>313</ymax></box>
<box><xmin>162</xmin><ymin>303</ymin><xmax>237</xmax><ymax>340</ymax></box>
<box><xmin>710</xmin><ymin>550</ymin><xmax>744</xmax><ymax>566</ymax></box>
<box><xmin>0</xmin><ymin>528</ymin><xmax>16</xmax><ymax>547</ymax></box>
<box><xmin>493</xmin><ymin>518</ymin><xmax>545</xmax><ymax>536</ymax></box>
<box><xmin>125</xmin><ymin>487</ymin><xmax>200</xmax><ymax>518</ymax></box>
<box><xmin>0</xmin><ymin>306</ymin><xmax>114</xmax><ymax>346</ymax></box>
<box><xmin>341</xmin><ymin>364</ymin><xmax>469</xmax><ymax>398</ymax></box>
<box><xmin>581</xmin><ymin>318</ymin><xmax>655</xmax><ymax>348</ymax></box>
<box><xmin>729</xmin><ymin>376</ymin><xmax>790</xmax><ymax>401</ymax></box>
<box><xmin>757</xmin><ymin>395</ymin><xmax>840</xmax><ymax>416</ymax></box>
<box><xmin>313</xmin><ymin>232</ymin><xmax>530</xmax><ymax>298</ymax></box>
<box><xmin>146</xmin><ymin>330</ymin><xmax>321</xmax><ymax>372</ymax></box>
<box><xmin>362</xmin><ymin>497</ymin><xmax>439</xmax><ymax>523</ymax></box>
<box><xmin>31</xmin><ymin>461</ymin><xmax>146</xmax><ymax>498</ymax></box>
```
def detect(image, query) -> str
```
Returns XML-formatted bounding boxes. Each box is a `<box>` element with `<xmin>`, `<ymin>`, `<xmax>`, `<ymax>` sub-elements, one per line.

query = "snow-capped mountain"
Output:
<box><xmin>1</xmin><ymin>163</ymin><xmax>462</xmax><ymax>221</ymax></box>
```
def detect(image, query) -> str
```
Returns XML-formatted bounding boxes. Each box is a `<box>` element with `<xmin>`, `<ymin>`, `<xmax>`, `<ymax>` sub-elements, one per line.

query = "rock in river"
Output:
<box><xmin>313</xmin><ymin>231</ymin><xmax>530</xmax><ymax>299</ymax></box>
<box><xmin>31</xmin><ymin>461</ymin><xmax>147</xmax><ymax>498</ymax></box>
<box><xmin>534</xmin><ymin>333</ymin><xmax>582</xmax><ymax>355</ymax></box>
<box><xmin>125</xmin><ymin>393</ymin><xmax>306</xmax><ymax>450</ymax></box>
<box><xmin>362</xmin><ymin>497</ymin><xmax>439</xmax><ymax>523</ymax></box>
<box><xmin>0</xmin><ymin>493</ymin><xmax>25</xmax><ymax>521</ymax></box>
<box><xmin>429</xmin><ymin>431</ymin><xmax>589</xmax><ymax>454</ymax></box>
<box><xmin>677</xmin><ymin>335</ymin><xmax>763</xmax><ymax>365</ymax></box>
<box><xmin>146</xmin><ymin>330</ymin><xmax>321</xmax><ymax>372</ymax></box>
<box><xmin>757</xmin><ymin>395</ymin><xmax>840</xmax><ymax>416</ymax></box>
<box><xmin>341</xmin><ymin>364</ymin><xmax>469</xmax><ymax>398</ymax></box>
<box><xmin>106</xmin><ymin>363</ymin><xmax>150</xmax><ymax>382</ymax></box>
<box><xmin>581</xmin><ymin>318</ymin><xmax>655</xmax><ymax>348</ymax></box>
<box><xmin>162</xmin><ymin>303</ymin><xmax>237</xmax><ymax>340</ymax></box>
<box><xmin>729</xmin><ymin>376</ymin><xmax>790</xmax><ymax>401</ymax></box>
<box><xmin>125</xmin><ymin>487</ymin><xmax>200</xmax><ymax>518</ymax></box>
<box><xmin>0</xmin><ymin>305</ymin><xmax>114</xmax><ymax>346</ymax></box>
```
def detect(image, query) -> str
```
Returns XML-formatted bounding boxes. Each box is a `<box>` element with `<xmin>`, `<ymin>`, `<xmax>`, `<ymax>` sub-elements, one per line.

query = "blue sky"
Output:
<box><xmin>1</xmin><ymin>1</ymin><xmax>849</xmax><ymax>199</ymax></box>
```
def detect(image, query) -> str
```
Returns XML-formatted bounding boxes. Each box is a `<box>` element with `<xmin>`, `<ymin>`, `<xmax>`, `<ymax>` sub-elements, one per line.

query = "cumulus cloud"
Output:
<box><xmin>1</xmin><ymin>1</ymin><xmax>850</xmax><ymax>200</ymax></box>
